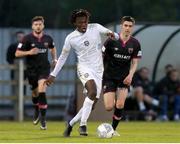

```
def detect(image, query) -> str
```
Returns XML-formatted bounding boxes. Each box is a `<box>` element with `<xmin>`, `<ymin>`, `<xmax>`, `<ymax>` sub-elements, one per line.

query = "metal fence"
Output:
<box><xmin>0</xmin><ymin>60</ymin><xmax>77</xmax><ymax>121</ymax></box>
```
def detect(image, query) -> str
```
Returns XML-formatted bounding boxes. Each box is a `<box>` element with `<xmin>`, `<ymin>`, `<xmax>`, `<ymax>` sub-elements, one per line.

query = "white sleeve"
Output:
<box><xmin>114</xmin><ymin>32</ymin><xmax>119</xmax><ymax>40</ymax></box>
<box><xmin>96</xmin><ymin>23</ymin><xmax>112</xmax><ymax>35</ymax></box>
<box><xmin>96</xmin><ymin>24</ymin><xmax>119</xmax><ymax>40</ymax></box>
<box><xmin>50</xmin><ymin>37</ymin><xmax>71</xmax><ymax>77</ymax></box>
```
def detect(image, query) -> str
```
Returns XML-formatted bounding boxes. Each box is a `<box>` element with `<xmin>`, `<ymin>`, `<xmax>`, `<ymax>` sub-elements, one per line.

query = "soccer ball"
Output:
<box><xmin>97</xmin><ymin>123</ymin><xmax>114</xmax><ymax>138</ymax></box>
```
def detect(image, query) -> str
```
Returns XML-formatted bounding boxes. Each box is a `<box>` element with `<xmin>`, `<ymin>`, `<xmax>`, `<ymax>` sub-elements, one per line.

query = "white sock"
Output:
<box><xmin>80</xmin><ymin>97</ymin><xmax>94</xmax><ymax>126</ymax></box>
<box><xmin>138</xmin><ymin>101</ymin><xmax>146</xmax><ymax>111</ymax></box>
<box><xmin>69</xmin><ymin>108</ymin><xmax>83</xmax><ymax>126</ymax></box>
<box><xmin>152</xmin><ymin>99</ymin><xmax>159</xmax><ymax>106</ymax></box>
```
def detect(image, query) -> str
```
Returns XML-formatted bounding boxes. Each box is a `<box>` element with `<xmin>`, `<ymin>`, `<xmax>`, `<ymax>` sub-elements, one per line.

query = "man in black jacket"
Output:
<box><xmin>6</xmin><ymin>31</ymin><xmax>25</xmax><ymax>80</ymax></box>
<box><xmin>154</xmin><ymin>69</ymin><xmax>180</xmax><ymax>121</ymax></box>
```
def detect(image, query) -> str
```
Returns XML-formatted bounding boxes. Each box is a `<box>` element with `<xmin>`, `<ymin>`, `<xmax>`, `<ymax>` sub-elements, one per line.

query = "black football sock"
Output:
<box><xmin>112</xmin><ymin>107</ymin><xmax>124</xmax><ymax>130</ymax></box>
<box><xmin>38</xmin><ymin>92</ymin><xmax>47</xmax><ymax>120</ymax></box>
<box><xmin>32</xmin><ymin>96</ymin><xmax>39</xmax><ymax>111</ymax></box>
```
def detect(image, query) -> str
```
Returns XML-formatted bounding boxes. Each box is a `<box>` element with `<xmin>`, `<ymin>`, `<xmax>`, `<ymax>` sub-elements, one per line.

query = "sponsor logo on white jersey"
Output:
<box><xmin>84</xmin><ymin>41</ymin><xmax>90</xmax><ymax>46</ymax></box>
<box><xmin>84</xmin><ymin>73</ymin><xmax>89</xmax><ymax>78</ymax></box>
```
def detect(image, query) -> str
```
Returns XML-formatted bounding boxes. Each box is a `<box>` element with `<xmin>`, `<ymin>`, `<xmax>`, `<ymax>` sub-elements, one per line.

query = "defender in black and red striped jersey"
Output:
<box><xmin>15</xmin><ymin>16</ymin><xmax>57</xmax><ymax>130</ymax></box>
<box><xmin>102</xmin><ymin>16</ymin><xmax>142</xmax><ymax>136</ymax></box>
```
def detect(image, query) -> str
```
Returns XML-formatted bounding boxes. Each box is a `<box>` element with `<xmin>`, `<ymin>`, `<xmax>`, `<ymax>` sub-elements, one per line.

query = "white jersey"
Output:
<box><xmin>51</xmin><ymin>23</ymin><xmax>114</xmax><ymax>77</ymax></box>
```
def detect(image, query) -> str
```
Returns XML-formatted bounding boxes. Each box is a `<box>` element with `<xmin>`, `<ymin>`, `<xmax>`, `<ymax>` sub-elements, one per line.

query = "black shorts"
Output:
<box><xmin>26</xmin><ymin>67</ymin><xmax>50</xmax><ymax>90</ymax></box>
<box><xmin>103</xmin><ymin>78</ymin><xmax>129</xmax><ymax>94</ymax></box>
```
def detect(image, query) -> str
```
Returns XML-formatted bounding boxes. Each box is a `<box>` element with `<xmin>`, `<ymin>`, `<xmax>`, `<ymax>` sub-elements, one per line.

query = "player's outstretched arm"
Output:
<box><xmin>107</xmin><ymin>32</ymin><xmax>119</xmax><ymax>40</ymax></box>
<box><xmin>45</xmin><ymin>47</ymin><xmax>70</xmax><ymax>86</ymax></box>
<box><xmin>123</xmin><ymin>59</ymin><xmax>139</xmax><ymax>86</ymax></box>
<box><xmin>15</xmin><ymin>48</ymin><xmax>39</xmax><ymax>57</ymax></box>
<box><xmin>96</xmin><ymin>23</ymin><xmax>119</xmax><ymax>40</ymax></box>
<box><xmin>50</xmin><ymin>47</ymin><xmax>57</xmax><ymax>68</ymax></box>
<box><xmin>44</xmin><ymin>75</ymin><xmax>55</xmax><ymax>86</ymax></box>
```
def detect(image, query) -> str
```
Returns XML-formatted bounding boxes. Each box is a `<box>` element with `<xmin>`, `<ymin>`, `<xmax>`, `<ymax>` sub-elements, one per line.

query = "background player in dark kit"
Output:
<box><xmin>15</xmin><ymin>16</ymin><xmax>57</xmax><ymax>130</ymax></box>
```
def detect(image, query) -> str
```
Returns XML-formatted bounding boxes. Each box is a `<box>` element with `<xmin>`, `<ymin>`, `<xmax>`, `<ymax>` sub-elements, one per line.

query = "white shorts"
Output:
<box><xmin>77</xmin><ymin>65</ymin><xmax>103</xmax><ymax>99</ymax></box>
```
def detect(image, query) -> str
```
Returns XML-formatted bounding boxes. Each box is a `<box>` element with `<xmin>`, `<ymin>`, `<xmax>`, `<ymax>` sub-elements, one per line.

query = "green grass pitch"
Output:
<box><xmin>0</xmin><ymin>121</ymin><xmax>180</xmax><ymax>143</ymax></box>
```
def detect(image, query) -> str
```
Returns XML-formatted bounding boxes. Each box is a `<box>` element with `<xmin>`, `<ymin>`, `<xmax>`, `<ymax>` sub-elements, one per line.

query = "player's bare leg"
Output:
<box><xmin>103</xmin><ymin>91</ymin><xmax>119</xmax><ymax>136</ymax></box>
<box><xmin>103</xmin><ymin>92</ymin><xmax>115</xmax><ymax>111</ymax></box>
<box><xmin>112</xmin><ymin>88</ymin><xmax>128</xmax><ymax>136</ymax></box>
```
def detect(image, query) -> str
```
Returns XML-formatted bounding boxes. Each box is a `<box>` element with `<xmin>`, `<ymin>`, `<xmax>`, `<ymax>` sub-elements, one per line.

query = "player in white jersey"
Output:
<box><xmin>45</xmin><ymin>9</ymin><xmax>118</xmax><ymax>136</ymax></box>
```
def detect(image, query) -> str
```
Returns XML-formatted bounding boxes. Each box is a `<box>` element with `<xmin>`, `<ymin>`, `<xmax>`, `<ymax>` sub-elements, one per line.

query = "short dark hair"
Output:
<box><xmin>70</xmin><ymin>9</ymin><xmax>90</xmax><ymax>24</ymax></box>
<box><xmin>165</xmin><ymin>64</ymin><xmax>173</xmax><ymax>70</ymax></box>
<box><xmin>139</xmin><ymin>67</ymin><xmax>149</xmax><ymax>72</ymax></box>
<box><xmin>31</xmin><ymin>16</ymin><xmax>44</xmax><ymax>24</ymax></box>
<box><xmin>15</xmin><ymin>31</ymin><xmax>24</xmax><ymax>35</ymax></box>
<box><xmin>168</xmin><ymin>68</ymin><xmax>178</xmax><ymax>76</ymax></box>
<box><xmin>120</xmin><ymin>16</ymin><xmax>135</xmax><ymax>24</ymax></box>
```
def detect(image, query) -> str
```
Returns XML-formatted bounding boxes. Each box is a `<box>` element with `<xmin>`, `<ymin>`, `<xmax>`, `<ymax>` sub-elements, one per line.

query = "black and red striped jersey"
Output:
<box><xmin>103</xmin><ymin>36</ymin><xmax>142</xmax><ymax>80</ymax></box>
<box><xmin>17</xmin><ymin>33</ymin><xmax>55</xmax><ymax>69</ymax></box>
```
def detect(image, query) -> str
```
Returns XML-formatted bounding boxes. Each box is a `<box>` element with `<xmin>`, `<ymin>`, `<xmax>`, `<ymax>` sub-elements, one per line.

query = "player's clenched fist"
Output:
<box><xmin>29</xmin><ymin>48</ymin><xmax>39</xmax><ymax>55</ymax></box>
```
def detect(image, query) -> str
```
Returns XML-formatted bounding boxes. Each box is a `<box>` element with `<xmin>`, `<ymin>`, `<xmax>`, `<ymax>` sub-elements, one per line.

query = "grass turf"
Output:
<box><xmin>0</xmin><ymin>121</ymin><xmax>180</xmax><ymax>143</ymax></box>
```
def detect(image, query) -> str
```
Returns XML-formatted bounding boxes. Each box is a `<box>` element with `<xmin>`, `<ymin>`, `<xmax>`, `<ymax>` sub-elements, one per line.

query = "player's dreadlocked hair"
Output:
<box><xmin>70</xmin><ymin>9</ymin><xmax>91</xmax><ymax>24</ymax></box>
<box><xmin>120</xmin><ymin>16</ymin><xmax>135</xmax><ymax>24</ymax></box>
